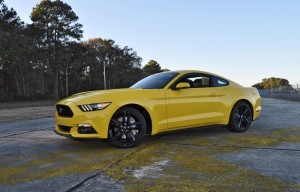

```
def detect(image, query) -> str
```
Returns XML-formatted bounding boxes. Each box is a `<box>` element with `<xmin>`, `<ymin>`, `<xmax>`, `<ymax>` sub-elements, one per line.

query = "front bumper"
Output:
<box><xmin>55</xmin><ymin>101</ymin><xmax>115</xmax><ymax>139</ymax></box>
<box><xmin>54</xmin><ymin>130</ymin><xmax>73</xmax><ymax>138</ymax></box>
<box><xmin>253</xmin><ymin>106</ymin><xmax>262</xmax><ymax>120</ymax></box>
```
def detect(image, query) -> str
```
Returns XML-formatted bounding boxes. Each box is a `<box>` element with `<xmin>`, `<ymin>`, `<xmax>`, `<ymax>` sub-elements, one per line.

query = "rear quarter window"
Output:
<box><xmin>213</xmin><ymin>77</ymin><xmax>229</xmax><ymax>87</ymax></box>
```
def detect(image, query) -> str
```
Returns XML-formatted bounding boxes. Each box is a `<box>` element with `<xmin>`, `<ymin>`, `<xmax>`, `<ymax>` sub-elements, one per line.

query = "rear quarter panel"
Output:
<box><xmin>217</xmin><ymin>84</ymin><xmax>261</xmax><ymax>124</ymax></box>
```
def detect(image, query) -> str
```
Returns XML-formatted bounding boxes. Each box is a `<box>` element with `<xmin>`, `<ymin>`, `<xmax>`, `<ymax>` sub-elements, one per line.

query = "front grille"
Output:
<box><xmin>56</xmin><ymin>105</ymin><xmax>74</xmax><ymax>117</ymax></box>
<box><xmin>58</xmin><ymin>125</ymin><xmax>72</xmax><ymax>132</ymax></box>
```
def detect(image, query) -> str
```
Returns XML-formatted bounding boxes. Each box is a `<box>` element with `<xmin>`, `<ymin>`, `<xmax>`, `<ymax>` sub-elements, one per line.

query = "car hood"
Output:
<box><xmin>58</xmin><ymin>88</ymin><xmax>140</xmax><ymax>105</ymax></box>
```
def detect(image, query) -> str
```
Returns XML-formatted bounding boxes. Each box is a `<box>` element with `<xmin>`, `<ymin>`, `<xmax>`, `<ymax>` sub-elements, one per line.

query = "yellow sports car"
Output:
<box><xmin>55</xmin><ymin>70</ymin><xmax>261</xmax><ymax>148</ymax></box>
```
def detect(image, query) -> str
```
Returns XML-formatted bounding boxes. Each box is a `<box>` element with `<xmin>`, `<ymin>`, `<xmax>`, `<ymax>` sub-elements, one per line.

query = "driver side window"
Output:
<box><xmin>177</xmin><ymin>74</ymin><xmax>212</xmax><ymax>88</ymax></box>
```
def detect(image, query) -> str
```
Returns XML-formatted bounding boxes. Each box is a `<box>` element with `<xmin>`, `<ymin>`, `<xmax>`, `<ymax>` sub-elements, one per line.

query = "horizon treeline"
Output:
<box><xmin>0</xmin><ymin>0</ymin><xmax>165</xmax><ymax>102</ymax></box>
<box><xmin>252</xmin><ymin>77</ymin><xmax>292</xmax><ymax>89</ymax></box>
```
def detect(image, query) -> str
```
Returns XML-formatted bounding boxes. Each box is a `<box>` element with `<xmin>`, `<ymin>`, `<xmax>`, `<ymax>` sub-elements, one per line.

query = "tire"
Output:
<box><xmin>228</xmin><ymin>101</ymin><xmax>253</xmax><ymax>132</ymax></box>
<box><xmin>108</xmin><ymin>107</ymin><xmax>147</xmax><ymax>148</ymax></box>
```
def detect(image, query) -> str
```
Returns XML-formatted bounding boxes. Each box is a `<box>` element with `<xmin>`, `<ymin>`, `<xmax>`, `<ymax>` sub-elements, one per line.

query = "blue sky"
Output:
<box><xmin>5</xmin><ymin>0</ymin><xmax>300</xmax><ymax>86</ymax></box>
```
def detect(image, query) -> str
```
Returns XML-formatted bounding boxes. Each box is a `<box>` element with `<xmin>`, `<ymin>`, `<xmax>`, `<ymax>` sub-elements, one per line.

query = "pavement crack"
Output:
<box><xmin>65</xmin><ymin>135</ymin><xmax>165</xmax><ymax>192</ymax></box>
<box><xmin>65</xmin><ymin>172</ymin><xmax>102</xmax><ymax>192</ymax></box>
<box><xmin>157</xmin><ymin>141</ymin><xmax>300</xmax><ymax>152</ymax></box>
<box><xmin>0</xmin><ymin>128</ymin><xmax>51</xmax><ymax>138</ymax></box>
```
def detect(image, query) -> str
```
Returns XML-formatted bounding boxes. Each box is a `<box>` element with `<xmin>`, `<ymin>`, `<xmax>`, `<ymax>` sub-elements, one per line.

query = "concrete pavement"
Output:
<box><xmin>0</xmin><ymin>98</ymin><xmax>299</xmax><ymax>191</ymax></box>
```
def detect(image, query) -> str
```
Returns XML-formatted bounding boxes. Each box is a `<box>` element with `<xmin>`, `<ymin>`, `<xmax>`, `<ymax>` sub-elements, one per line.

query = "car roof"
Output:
<box><xmin>172</xmin><ymin>70</ymin><xmax>209</xmax><ymax>74</ymax></box>
<box><xmin>167</xmin><ymin>70</ymin><xmax>222</xmax><ymax>78</ymax></box>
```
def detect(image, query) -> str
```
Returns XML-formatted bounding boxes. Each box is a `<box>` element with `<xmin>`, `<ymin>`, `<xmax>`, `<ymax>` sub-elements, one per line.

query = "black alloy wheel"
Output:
<box><xmin>108</xmin><ymin>107</ymin><xmax>147</xmax><ymax>148</ymax></box>
<box><xmin>228</xmin><ymin>101</ymin><xmax>253</xmax><ymax>132</ymax></box>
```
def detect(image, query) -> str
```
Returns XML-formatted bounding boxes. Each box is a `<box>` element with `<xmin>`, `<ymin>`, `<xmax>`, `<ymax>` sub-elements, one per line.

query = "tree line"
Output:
<box><xmin>252</xmin><ymin>77</ymin><xmax>291</xmax><ymax>89</ymax></box>
<box><xmin>0</xmin><ymin>0</ymin><xmax>165</xmax><ymax>102</ymax></box>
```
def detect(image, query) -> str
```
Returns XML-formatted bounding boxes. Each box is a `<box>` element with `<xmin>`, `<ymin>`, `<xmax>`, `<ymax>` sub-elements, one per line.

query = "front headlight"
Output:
<box><xmin>79</xmin><ymin>102</ymin><xmax>111</xmax><ymax>111</ymax></box>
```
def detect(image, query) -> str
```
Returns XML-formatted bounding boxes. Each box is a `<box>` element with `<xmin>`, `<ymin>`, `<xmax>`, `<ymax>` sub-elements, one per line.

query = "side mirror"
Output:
<box><xmin>173</xmin><ymin>82</ymin><xmax>190</xmax><ymax>90</ymax></box>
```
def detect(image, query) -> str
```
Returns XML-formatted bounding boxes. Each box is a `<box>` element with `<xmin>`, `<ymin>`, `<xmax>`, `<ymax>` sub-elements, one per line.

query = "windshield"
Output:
<box><xmin>130</xmin><ymin>72</ymin><xmax>179</xmax><ymax>89</ymax></box>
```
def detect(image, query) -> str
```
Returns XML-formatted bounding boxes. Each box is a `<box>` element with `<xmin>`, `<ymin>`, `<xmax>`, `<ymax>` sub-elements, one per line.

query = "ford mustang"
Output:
<box><xmin>55</xmin><ymin>70</ymin><xmax>261</xmax><ymax>148</ymax></box>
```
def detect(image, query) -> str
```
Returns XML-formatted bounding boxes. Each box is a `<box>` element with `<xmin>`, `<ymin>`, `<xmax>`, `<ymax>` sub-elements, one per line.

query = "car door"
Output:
<box><xmin>165</xmin><ymin>73</ymin><xmax>222</xmax><ymax>130</ymax></box>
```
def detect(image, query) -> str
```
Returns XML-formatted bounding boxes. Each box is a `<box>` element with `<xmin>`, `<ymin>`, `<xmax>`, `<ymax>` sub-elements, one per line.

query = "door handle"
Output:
<box><xmin>209</xmin><ymin>93</ymin><xmax>216</xmax><ymax>97</ymax></box>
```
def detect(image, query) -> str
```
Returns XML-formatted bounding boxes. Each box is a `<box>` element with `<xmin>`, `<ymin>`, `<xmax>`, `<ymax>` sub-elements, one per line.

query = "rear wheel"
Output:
<box><xmin>228</xmin><ymin>101</ymin><xmax>253</xmax><ymax>132</ymax></box>
<box><xmin>108</xmin><ymin>107</ymin><xmax>146</xmax><ymax>148</ymax></box>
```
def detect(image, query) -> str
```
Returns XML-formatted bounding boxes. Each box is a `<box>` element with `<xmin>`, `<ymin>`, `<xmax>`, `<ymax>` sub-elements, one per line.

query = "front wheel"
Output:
<box><xmin>108</xmin><ymin>107</ymin><xmax>147</xmax><ymax>148</ymax></box>
<box><xmin>228</xmin><ymin>101</ymin><xmax>253</xmax><ymax>132</ymax></box>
